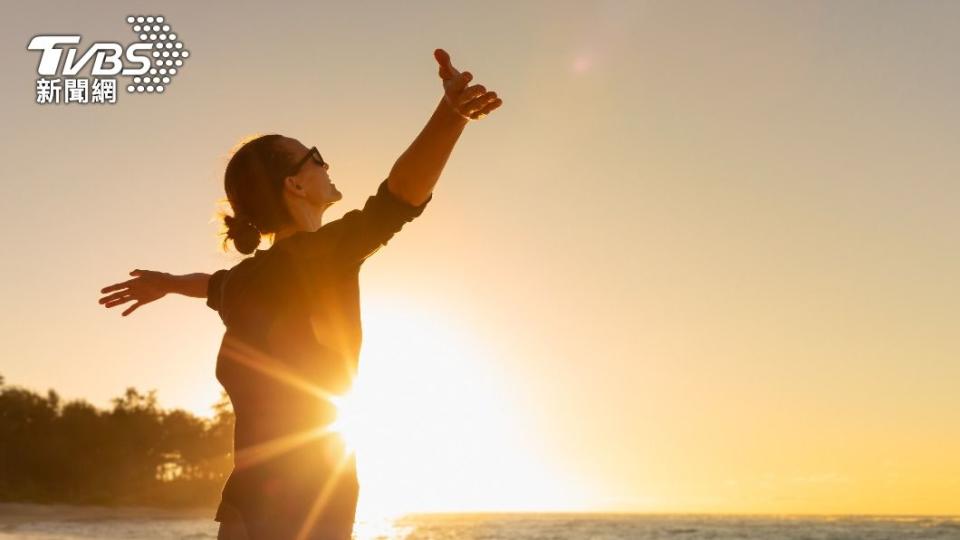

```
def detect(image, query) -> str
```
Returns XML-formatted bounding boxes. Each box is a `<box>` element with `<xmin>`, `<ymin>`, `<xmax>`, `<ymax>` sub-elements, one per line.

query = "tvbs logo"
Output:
<box><xmin>27</xmin><ymin>15</ymin><xmax>190</xmax><ymax>105</ymax></box>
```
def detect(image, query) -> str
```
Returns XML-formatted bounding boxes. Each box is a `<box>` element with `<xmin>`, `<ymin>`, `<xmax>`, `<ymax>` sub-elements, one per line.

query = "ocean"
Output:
<box><xmin>1</xmin><ymin>511</ymin><xmax>959</xmax><ymax>539</ymax></box>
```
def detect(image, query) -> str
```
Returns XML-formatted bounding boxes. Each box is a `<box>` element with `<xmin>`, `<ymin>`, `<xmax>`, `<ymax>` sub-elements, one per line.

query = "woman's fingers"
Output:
<box><xmin>434</xmin><ymin>49</ymin><xmax>502</xmax><ymax>122</ymax></box>
<box><xmin>101</xmin><ymin>279</ymin><xmax>135</xmax><ymax>294</ymax></box>
<box><xmin>448</xmin><ymin>71</ymin><xmax>472</xmax><ymax>95</ymax></box>
<box><xmin>121</xmin><ymin>301</ymin><xmax>144</xmax><ymax>317</ymax></box>
<box><xmin>462</xmin><ymin>91</ymin><xmax>499</xmax><ymax>115</ymax></box>
<box><xmin>434</xmin><ymin>48</ymin><xmax>458</xmax><ymax>80</ymax></box>
<box><xmin>456</xmin><ymin>84</ymin><xmax>488</xmax><ymax>105</ymax></box>
<box><xmin>98</xmin><ymin>269</ymin><xmax>163</xmax><ymax>315</ymax></box>
<box><xmin>103</xmin><ymin>295</ymin><xmax>133</xmax><ymax>308</ymax></box>
<box><xmin>100</xmin><ymin>290</ymin><xmax>132</xmax><ymax>305</ymax></box>
<box><xmin>469</xmin><ymin>98</ymin><xmax>503</xmax><ymax>120</ymax></box>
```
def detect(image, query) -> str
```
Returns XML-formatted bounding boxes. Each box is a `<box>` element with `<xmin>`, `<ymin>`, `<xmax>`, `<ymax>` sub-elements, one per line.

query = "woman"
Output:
<box><xmin>98</xmin><ymin>48</ymin><xmax>501</xmax><ymax>539</ymax></box>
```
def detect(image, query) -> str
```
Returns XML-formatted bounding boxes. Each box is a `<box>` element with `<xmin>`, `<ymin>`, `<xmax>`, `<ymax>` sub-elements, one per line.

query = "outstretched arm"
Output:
<box><xmin>99</xmin><ymin>269</ymin><xmax>212</xmax><ymax>317</ymax></box>
<box><xmin>386</xmin><ymin>48</ymin><xmax>503</xmax><ymax>207</ymax></box>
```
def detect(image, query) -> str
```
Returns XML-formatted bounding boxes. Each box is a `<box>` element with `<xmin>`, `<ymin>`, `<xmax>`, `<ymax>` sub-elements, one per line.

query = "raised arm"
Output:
<box><xmin>386</xmin><ymin>48</ymin><xmax>503</xmax><ymax>207</ymax></box>
<box><xmin>99</xmin><ymin>269</ymin><xmax>212</xmax><ymax>317</ymax></box>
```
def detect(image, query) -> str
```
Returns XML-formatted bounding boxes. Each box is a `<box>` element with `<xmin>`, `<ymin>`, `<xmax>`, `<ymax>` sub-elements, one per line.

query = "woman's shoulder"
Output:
<box><xmin>272</xmin><ymin>218</ymin><xmax>355</xmax><ymax>259</ymax></box>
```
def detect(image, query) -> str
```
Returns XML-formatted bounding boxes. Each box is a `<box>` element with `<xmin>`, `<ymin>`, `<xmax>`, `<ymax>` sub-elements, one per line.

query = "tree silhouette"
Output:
<box><xmin>0</xmin><ymin>374</ymin><xmax>234</xmax><ymax>507</ymax></box>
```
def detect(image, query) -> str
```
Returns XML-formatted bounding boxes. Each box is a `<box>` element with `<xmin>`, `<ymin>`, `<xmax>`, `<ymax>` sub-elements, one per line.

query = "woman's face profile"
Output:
<box><xmin>281</xmin><ymin>137</ymin><xmax>343</xmax><ymax>207</ymax></box>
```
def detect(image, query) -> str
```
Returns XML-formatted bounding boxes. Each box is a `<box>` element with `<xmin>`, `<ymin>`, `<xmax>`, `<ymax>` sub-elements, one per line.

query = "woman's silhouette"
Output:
<box><xmin>98</xmin><ymin>49</ymin><xmax>501</xmax><ymax>540</ymax></box>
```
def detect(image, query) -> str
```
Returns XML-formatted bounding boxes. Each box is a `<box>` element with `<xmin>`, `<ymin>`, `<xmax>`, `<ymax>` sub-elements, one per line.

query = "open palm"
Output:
<box><xmin>434</xmin><ymin>48</ymin><xmax>503</xmax><ymax>120</ymax></box>
<box><xmin>99</xmin><ymin>269</ymin><xmax>169</xmax><ymax>316</ymax></box>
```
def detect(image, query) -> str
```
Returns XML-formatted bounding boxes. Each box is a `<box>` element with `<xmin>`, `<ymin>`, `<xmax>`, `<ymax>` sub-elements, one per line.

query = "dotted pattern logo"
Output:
<box><xmin>124</xmin><ymin>15</ymin><xmax>189</xmax><ymax>94</ymax></box>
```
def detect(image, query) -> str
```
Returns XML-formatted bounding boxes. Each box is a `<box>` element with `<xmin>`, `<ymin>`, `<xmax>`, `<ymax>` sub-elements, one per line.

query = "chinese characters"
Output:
<box><xmin>36</xmin><ymin>78</ymin><xmax>117</xmax><ymax>104</ymax></box>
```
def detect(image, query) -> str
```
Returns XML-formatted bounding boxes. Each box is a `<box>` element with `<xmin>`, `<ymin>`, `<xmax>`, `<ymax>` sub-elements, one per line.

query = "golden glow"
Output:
<box><xmin>327</xmin><ymin>393</ymin><xmax>364</xmax><ymax>455</ymax></box>
<box><xmin>217</xmin><ymin>333</ymin><xmax>341</xmax><ymax>471</ymax></box>
<box><xmin>220</xmin><ymin>332</ymin><xmax>337</xmax><ymax>403</ymax></box>
<box><xmin>14</xmin><ymin>2</ymin><xmax>959</xmax><ymax>516</ymax></box>
<box><xmin>295</xmin><ymin>449</ymin><xmax>356</xmax><ymax>540</ymax></box>
<box><xmin>217</xmin><ymin>331</ymin><xmax>365</xmax><ymax>536</ymax></box>
<box><xmin>212</xmin><ymin>300</ymin><xmax>584</xmax><ymax>522</ymax></box>
<box><xmin>333</xmin><ymin>299</ymin><xmax>591</xmax><ymax>519</ymax></box>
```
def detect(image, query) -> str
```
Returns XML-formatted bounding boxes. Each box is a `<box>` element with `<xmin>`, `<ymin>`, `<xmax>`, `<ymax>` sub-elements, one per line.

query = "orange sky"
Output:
<box><xmin>1</xmin><ymin>0</ymin><xmax>958</xmax><ymax>516</ymax></box>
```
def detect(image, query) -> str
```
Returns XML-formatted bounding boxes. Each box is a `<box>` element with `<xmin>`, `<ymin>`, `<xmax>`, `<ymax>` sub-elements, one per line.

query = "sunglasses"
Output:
<box><xmin>283</xmin><ymin>146</ymin><xmax>327</xmax><ymax>179</ymax></box>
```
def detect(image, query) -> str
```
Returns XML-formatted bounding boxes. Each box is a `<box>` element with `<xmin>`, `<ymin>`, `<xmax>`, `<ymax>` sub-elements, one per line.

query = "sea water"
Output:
<box><xmin>1</xmin><ymin>512</ymin><xmax>958</xmax><ymax>539</ymax></box>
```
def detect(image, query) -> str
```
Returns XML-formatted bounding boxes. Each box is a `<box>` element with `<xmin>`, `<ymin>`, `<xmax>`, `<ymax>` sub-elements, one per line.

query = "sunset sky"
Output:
<box><xmin>1</xmin><ymin>0</ymin><xmax>958</xmax><ymax>517</ymax></box>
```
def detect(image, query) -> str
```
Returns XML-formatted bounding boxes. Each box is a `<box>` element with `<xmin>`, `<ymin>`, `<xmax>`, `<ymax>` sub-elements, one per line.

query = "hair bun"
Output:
<box><xmin>225</xmin><ymin>214</ymin><xmax>261</xmax><ymax>255</ymax></box>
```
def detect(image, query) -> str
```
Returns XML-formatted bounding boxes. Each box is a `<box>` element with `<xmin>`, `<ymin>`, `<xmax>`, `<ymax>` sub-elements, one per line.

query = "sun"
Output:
<box><xmin>327</xmin><ymin>387</ymin><xmax>372</xmax><ymax>455</ymax></box>
<box><xmin>320</xmin><ymin>298</ymin><xmax>580</xmax><ymax>520</ymax></box>
<box><xmin>207</xmin><ymin>297</ymin><xmax>584</xmax><ymax>521</ymax></box>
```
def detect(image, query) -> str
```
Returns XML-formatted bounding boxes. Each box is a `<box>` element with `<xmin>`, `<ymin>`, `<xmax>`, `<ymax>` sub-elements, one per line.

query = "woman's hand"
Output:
<box><xmin>99</xmin><ymin>269</ymin><xmax>171</xmax><ymax>317</ymax></box>
<box><xmin>435</xmin><ymin>48</ymin><xmax>503</xmax><ymax>121</ymax></box>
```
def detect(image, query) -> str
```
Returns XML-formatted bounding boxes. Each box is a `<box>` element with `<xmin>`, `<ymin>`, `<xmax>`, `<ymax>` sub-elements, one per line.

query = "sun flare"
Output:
<box><xmin>327</xmin><ymin>391</ymin><xmax>369</xmax><ymax>455</ymax></box>
<box><xmin>324</xmin><ymin>298</ymin><xmax>584</xmax><ymax>519</ymax></box>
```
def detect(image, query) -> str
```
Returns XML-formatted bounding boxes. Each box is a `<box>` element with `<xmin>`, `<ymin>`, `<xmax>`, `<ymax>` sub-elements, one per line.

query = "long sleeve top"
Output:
<box><xmin>205</xmin><ymin>179</ymin><xmax>431</xmax><ymax>536</ymax></box>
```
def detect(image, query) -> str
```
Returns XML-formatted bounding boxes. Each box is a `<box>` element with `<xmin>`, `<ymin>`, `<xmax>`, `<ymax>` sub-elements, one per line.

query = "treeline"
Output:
<box><xmin>0</xmin><ymin>374</ymin><xmax>234</xmax><ymax>507</ymax></box>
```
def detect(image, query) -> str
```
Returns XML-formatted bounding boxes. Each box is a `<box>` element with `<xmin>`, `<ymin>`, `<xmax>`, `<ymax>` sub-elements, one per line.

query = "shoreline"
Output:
<box><xmin>0</xmin><ymin>502</ymin><xmax>215</xmax><ymax>526</ymax></box>
<box><xmin>1</xmin><ymin>503</ymin><xmax>957</xmax><ymax>522</ymax></box>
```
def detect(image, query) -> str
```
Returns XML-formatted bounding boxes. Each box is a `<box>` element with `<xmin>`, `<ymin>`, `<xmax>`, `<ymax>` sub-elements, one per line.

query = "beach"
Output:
<box><xmin>0</xmin><ymin>503</ymin><xmax>218</xmax><ymax>539</ymax></box>
<box><xmin>2</xmin><ymin>504</ymin><xmax>959</xmax><ymax>539</ymax></box>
